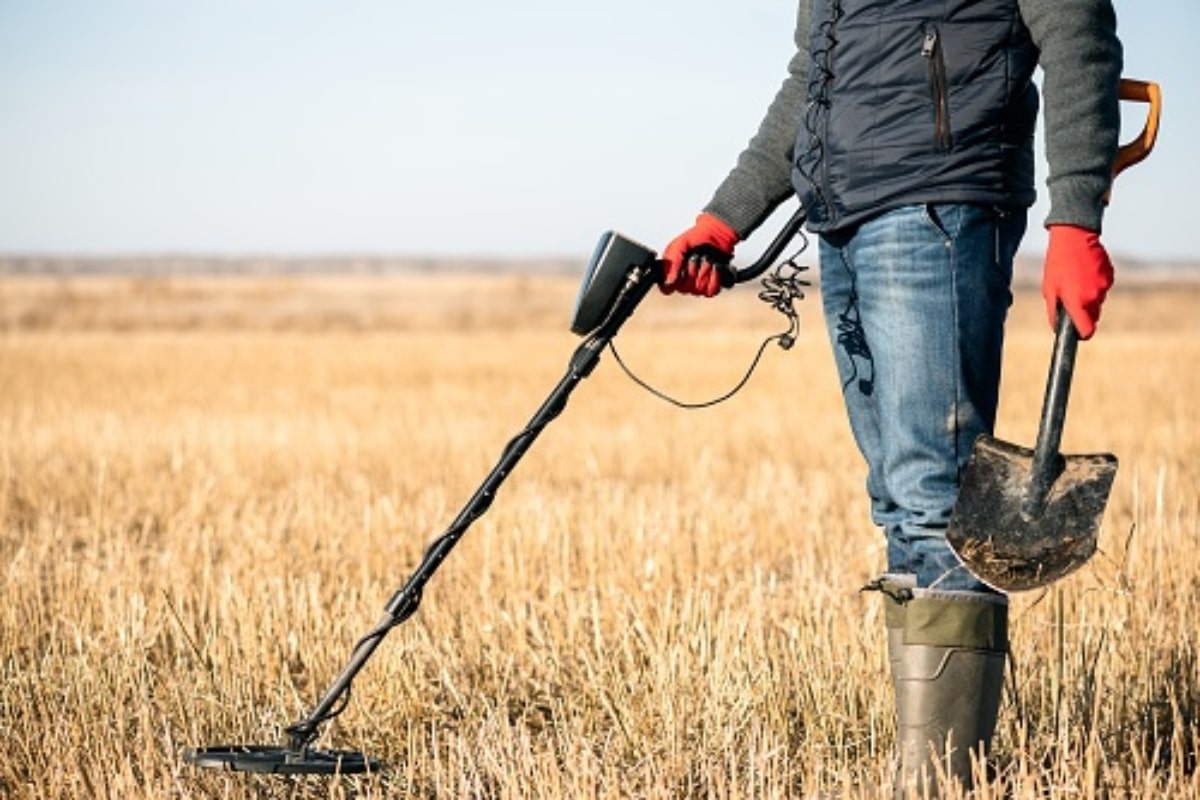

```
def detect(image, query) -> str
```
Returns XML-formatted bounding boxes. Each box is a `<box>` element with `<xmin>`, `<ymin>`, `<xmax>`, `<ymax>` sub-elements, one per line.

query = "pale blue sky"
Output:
<box><xmin>1</xmin><ymin>1</ymin><xmax>1196</xmax><ymax>262</ymax></box>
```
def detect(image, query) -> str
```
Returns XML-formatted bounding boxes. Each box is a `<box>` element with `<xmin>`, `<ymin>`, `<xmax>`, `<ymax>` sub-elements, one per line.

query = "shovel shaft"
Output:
<box><xmin>1027</xmin><ymin>309</ymin><xmax>1079</xmax><ymax>511</ymax></box>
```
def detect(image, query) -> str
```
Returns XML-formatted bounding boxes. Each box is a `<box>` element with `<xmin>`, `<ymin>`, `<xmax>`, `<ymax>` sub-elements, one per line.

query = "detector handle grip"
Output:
<box><xmin>718</xmin><ymin>205</ymin><xmax>807</xmax><ymax>288</ymax></box>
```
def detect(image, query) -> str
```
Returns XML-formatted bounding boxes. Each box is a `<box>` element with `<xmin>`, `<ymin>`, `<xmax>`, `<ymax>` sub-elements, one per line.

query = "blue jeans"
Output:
<box><xmin>818</xmin><ymin>204</ymin><xmax>1027</xmax><ymax>592</ymax></box>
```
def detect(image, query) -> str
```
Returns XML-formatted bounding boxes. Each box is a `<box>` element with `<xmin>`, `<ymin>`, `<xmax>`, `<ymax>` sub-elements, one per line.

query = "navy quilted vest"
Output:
<box><xmin>794</xmin><ymin>0</ymin><xmax>1040</xmax><ymax>232</ymax></box>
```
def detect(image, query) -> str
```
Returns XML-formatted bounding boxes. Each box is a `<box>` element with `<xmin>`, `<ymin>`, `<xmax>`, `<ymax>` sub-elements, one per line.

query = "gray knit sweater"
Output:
<box><xmin>704</xmin><ymin>0</ymin><xmax>1123</xmax><ymax>237</ymax></box>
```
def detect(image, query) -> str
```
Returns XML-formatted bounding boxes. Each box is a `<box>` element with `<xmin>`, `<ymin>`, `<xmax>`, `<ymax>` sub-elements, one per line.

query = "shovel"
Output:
<box><xmin>947</xmin><ymin>78</ymin><xmax>1161</xmax><ymax>593</ymax></box>
<box><xmin>947</xmin><ymin>310</ymin><xmax>1115</xmax><ymax>592</ymax></box>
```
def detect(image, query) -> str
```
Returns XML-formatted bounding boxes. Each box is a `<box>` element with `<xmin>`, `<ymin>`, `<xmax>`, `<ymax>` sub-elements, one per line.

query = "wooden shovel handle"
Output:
<box><xmin>1113</xmin><ymin>79</ymin><xmax>1162</xmax><ymax>179</ymax></box>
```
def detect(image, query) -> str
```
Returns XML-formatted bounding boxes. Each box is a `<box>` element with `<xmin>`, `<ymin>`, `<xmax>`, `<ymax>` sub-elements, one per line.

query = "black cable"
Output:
<box><xmin>608</xmin><ymin>244</ymin><xmax>812</xmax><ymax>409</ymax></box>
<box><xmin>796</xmin><ymin>0</ymin><xmax>843</xmax><ymax>221</ymax></box>
<box><xmin>834</xmin><ymin>289</ymin><xmax>875</xmax><ymax>396</ymax></box>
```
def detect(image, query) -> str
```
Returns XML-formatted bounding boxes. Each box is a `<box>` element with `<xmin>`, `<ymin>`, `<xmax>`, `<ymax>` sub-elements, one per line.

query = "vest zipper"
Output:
<box><xmin>821</xmin><ymin>2</ymin><xmax>842</xmax><ymax>225</ymax></box>
<box><xmin>923</xmin><ymin>27</ymin><xmax>952</xmax><ymax>151</ymax></box>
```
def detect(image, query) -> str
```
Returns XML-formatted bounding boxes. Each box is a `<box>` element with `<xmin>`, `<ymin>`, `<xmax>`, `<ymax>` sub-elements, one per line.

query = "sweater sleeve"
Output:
<box><xmin>703</xmin><ymin>0</ymin><xmax>812</xmax><ymax>238</ymax></box>
<box><xmin>1019</xmin><ymin>0</ymin><xmax>1123</xmax><ymax>233</ymax></box>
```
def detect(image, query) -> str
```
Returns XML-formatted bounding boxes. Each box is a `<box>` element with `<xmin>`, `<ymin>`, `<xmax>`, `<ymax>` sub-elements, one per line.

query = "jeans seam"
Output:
<box><xmin>950</xmin><ymin>214</ymin><xmax>966</xmax><ymax>472</ymax></box>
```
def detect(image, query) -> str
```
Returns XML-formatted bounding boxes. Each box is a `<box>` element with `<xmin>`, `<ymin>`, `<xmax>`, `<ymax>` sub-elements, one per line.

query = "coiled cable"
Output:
<box><xmin>608</xmin><ymin>236</ymin><xmax>812</xmax><ymax>409</ymax></box>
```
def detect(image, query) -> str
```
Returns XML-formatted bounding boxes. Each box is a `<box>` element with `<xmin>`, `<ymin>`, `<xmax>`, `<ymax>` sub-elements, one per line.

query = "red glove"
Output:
<box><xmin>1041</xmin><ymin>224</ymin><xmax>1114</xmax><ymax>340</ymax></box>
<box><xmin>659</xmin><ymin>213</ymin><xmax>740</xmax><ymax>298</ymax></box>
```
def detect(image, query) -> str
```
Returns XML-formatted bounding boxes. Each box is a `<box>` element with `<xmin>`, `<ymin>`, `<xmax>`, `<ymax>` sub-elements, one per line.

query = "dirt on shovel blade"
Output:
<box><xmin>947</xmin><ymin>435</ymin><xmax>1117</xmax><ymax>592</ymax></box>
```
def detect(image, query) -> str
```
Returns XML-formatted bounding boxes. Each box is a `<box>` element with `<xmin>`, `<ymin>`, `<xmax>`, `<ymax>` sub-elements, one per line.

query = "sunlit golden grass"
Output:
<box><xmin>1</xmin><ymin>273</ymin><xmax>1198</xmax><ymax>798</ymax></box>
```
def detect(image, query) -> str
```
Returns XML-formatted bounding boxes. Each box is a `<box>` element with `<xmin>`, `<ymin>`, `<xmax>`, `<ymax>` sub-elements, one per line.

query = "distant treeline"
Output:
<box><xmin>0</xmin><ymin>255</ymin><xmax>584</xmax><ymax>276</ymax></box>
<box><xmin>1</xmin><ymin>254</ymin><xmax>1196</xmax><ymax>284</ymax></box>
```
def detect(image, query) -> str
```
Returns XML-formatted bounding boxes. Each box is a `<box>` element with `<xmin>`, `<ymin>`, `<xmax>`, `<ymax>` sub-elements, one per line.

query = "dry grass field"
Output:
<box><xmin>1</xmin><ymin>271</ymin><xmax>1198</xmax><ymax>798</ymax></box>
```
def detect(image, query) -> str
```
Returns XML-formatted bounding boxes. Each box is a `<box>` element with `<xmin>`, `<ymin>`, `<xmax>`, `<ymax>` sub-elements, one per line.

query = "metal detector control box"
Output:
<box><xmin>570</xmin><ymin>231</ymin><xmax>657</xmax><ymax>336</ymax></box>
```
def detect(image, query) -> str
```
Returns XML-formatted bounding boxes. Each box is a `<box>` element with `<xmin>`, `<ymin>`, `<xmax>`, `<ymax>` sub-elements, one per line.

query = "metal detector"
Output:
<box><xmin>182</xmin><ymin>207</ymin><xmax>808</xmax><ymax>775</ymax></box>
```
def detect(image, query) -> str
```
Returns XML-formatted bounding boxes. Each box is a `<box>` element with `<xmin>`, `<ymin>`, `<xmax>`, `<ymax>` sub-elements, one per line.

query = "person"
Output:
<box><xmin>658</xmin><ymin>0</ymin><xmax>1122</xmax><ymax>795</ymax></box>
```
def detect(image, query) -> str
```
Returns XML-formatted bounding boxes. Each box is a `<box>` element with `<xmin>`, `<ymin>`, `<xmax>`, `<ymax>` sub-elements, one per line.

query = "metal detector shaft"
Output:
<box><xmin>284</xmin><ymin>263</ymin><xmax>657</xmax><ymax>747</ymax></box>
<box><xmin>282</xmin><ymin>206</ymin><xmax>806</xmax><ymax>751</ymax></box>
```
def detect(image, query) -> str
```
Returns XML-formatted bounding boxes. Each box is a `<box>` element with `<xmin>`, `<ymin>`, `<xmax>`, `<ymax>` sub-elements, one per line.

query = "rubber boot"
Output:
<box><xmin>891</xmin><ymin>589</ymin><xmax>1008</xmax><ymax>799</ymax></box>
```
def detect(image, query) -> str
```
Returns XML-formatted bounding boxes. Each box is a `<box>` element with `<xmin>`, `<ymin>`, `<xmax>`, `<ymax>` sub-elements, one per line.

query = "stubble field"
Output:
<box><xmin>1</xmin><ymin>272</ymin><xmax>1198</xmax><ymax>798</ymax></box>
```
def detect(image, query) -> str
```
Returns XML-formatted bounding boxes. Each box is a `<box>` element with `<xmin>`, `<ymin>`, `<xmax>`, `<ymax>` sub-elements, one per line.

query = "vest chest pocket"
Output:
<box><xmin>922</xmin><ymin>26</ymin><xmax>953</xmax><ymax>151</ymax></box>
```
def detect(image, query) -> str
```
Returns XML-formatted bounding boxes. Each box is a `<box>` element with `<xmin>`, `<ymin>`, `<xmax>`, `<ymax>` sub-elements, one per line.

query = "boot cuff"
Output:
<box><xmin>905</xmin><ymin>590</ymin><xmax>1009</xmax><ymax>651</ymax></box>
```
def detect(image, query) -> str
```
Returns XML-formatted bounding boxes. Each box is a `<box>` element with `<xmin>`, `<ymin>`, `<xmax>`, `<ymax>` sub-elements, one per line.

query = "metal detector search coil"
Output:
<box><xmin>182</xmin><ymin>744</ymin><xmax>378</xmax><ymax>775</ymax></box>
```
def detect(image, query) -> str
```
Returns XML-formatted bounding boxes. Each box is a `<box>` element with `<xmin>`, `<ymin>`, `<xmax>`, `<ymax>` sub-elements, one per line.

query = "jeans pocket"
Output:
<box><xmin>920</xmin><ymin>203</ymin><xmax>957</xmax><ymax>243</ymax></box>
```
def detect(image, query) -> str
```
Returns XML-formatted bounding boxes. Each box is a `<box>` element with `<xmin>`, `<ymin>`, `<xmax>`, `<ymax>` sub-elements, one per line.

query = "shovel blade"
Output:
<box><xmin>947</xmin><ymin>435</ymin><xmax>1118</xmax><ymax>592</ymax></box>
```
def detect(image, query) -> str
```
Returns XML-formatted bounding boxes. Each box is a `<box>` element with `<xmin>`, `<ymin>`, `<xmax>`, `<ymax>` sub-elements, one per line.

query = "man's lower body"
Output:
<box><xmin>818</xmin><ymin>203</ymin><xmax>1027</xmax><ymax>797</ymax></box>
